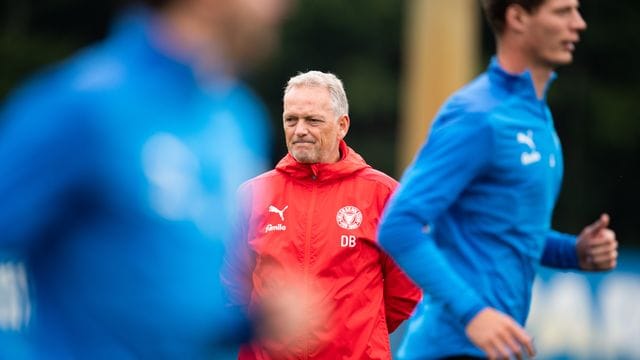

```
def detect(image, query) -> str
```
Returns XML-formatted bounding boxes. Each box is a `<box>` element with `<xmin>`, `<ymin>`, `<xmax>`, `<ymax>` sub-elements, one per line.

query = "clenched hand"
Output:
<box><xmin>576</xmin><ymin>213</ymin><xmax>618</xmax><ymax>271</ymax></box>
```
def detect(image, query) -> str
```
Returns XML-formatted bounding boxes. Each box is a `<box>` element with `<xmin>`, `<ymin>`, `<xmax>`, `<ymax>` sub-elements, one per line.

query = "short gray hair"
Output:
<box><xmin>284</xmin><ymin>71</ymin><xmax>349</xmax><ymax>117</ymax></box>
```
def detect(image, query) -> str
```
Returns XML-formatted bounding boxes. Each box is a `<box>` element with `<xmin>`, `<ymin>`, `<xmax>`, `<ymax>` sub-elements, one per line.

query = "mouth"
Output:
<box><xmin>562</xmin><ymin>39</ymin><xmax>579</xmax><ymax>52</ymax></box>
<box><xmin>292</xmin><ymin>140</ymin><xmax>315</xmax><ymax>145</ymax></box>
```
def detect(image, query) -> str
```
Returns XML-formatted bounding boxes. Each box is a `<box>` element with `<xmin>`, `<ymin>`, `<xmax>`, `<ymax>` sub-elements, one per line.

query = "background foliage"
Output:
<box><xmin>1</xmin><ymin>0</ymin><xmax>637</xmax><ymax>248</ymax></box>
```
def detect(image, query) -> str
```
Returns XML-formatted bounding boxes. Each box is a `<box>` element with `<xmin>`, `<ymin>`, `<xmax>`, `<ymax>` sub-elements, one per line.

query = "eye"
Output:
<box><xmin>554</xmin><ymin>7</ymin><xmax>573</xmax><ymax>16</ymax></box>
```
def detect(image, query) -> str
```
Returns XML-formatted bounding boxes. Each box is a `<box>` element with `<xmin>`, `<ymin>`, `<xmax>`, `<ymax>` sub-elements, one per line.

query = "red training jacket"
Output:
<box><xmin>224</xmin><ymin>141</ymin><xmax>421</xmax><ymax>359</ymax></box>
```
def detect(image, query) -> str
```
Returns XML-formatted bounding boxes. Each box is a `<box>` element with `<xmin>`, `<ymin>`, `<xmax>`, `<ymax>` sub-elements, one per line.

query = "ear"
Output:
<box><xmin>337</xmin><ymin>114</ymin><xmax>350</xmax><ymax>140</ymax></box>
<box><xmin>505</xmin><ymin>4</ymin><xmax>530</xmax><ymax>34</ymax></box>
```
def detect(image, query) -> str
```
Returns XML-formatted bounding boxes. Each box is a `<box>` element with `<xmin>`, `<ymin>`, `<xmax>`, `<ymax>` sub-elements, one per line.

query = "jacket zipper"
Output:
<box><xmin>304</xmin><ymin>180</ymin><xmax>317</xmax><ymax>360</ymax></box>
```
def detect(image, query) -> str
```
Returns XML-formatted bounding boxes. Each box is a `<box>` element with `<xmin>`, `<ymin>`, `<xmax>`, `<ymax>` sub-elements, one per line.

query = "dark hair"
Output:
<box><xmin>480</xmin><ymin>0</ymin><xmax>546</xmax><ymax>34</ymax></box>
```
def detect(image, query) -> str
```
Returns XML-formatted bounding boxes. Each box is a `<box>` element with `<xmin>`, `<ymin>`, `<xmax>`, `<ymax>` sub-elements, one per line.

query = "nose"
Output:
<box><xmin>572</xmin><ymin>9</ymin><xmax>587</xmax><ymax>31</ymax></box>
<box><xmin>293</xmin><ymin>121</ymin><xmax>309</xmax><ymax>137</ymax></box>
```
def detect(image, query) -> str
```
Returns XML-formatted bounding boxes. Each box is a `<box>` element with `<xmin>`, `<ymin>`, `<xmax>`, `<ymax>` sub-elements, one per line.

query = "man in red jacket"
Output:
<box><xmin>223</xmin><ymin>70</ymin><xmax>421</xmax><ymax>359</ymax></box>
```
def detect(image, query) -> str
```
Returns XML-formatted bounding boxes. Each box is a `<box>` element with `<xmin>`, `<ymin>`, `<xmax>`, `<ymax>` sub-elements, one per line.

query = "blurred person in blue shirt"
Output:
<box><xmin>0</xmin><ymin>0</ymin><xmax>292</xmax><ymax>358</ymax></box>
<box><xmin>378</xmin><ymin>0</ymin><xmax>618</xmax><ymax>359</ymax></box>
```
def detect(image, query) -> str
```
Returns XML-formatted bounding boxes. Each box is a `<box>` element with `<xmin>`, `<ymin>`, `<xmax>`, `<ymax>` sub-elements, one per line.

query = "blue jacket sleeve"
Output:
<box><xmin>378</xmin><ymin>115</ymin><xmax>494</xmax><ymax>326</ymax></box>
<box><xmin>0</xmin><ymin>85</ymin><xmax>97</xmax><ymax>253</ymax></box>
<box><xmin>541</xmin><ymin>230</ymin><xmax>578</xmax><ymax>269</ymax></box>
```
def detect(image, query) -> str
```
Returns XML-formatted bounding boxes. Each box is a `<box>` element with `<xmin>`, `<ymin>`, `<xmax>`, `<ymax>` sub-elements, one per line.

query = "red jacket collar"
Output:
<box><xmin>275</xmin><ymin>140</ymin><xmax>370</xmax><ymax>182</ymax></box>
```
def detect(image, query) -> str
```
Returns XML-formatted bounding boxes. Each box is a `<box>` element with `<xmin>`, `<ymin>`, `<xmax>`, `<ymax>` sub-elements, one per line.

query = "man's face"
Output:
<box><xmin>522</xmin><ymin>0</ymin><xmax>587</xmax><ymax>68</ymax></box>
<box><xmin>283</xmin><ymin>86</ymin><xmax>349</xmax><ymax>164</ymax></box>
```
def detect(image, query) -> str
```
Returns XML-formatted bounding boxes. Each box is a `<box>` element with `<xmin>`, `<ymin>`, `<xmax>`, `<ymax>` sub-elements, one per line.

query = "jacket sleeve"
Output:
<box><xmin>380</xmin><ymin>251</ymin><xmax>422</xmax><ymax>333</ymax></box>
<box><xmin>378</xmin><ymin>115</ymin><xmax>494</xmax><ymax>327</ymax></box>
<box><xmin>541</xmin><ymin>230</ymin><xmax>579</xmax><ymax>269</ymax></box>
<box><xmin>0</xmin><ymin>84</ymin><xmax>97</xmax><ymax>255</ymax></box>
<box><xmin>221</xmin><ymin>184</ymin><xmax>256</xmax><ymax>309</ymax></box>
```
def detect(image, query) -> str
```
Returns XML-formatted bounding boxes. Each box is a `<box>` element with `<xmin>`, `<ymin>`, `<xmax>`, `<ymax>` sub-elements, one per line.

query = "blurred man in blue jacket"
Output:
<box><xmin>0</xmin><ymin>0</ymin><xmax>292</xmax><ymax>358</ymax></box>
<box><xmin>378</xmin><ymin>0</ymin><xmax>618</xmax><ymax>359</ymax></box>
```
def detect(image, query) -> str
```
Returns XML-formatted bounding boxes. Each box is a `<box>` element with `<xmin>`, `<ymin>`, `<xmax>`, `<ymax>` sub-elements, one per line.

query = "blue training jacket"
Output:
<box><xmin>378</xmin><ymin>57</ymin><xmax>579</xmax><ymax>359</ymax></box>
<box><xmin>0</xmin><ymin>7</ymin><xmax>270</xmax><ymax>359</ymax></box>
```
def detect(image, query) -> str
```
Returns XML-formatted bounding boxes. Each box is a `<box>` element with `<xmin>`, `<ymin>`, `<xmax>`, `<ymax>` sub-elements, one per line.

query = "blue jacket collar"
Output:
<box><xmin>487</xmin><ymin>56</ymin><xmax>557</xmax><ymax>101</ymax></box>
